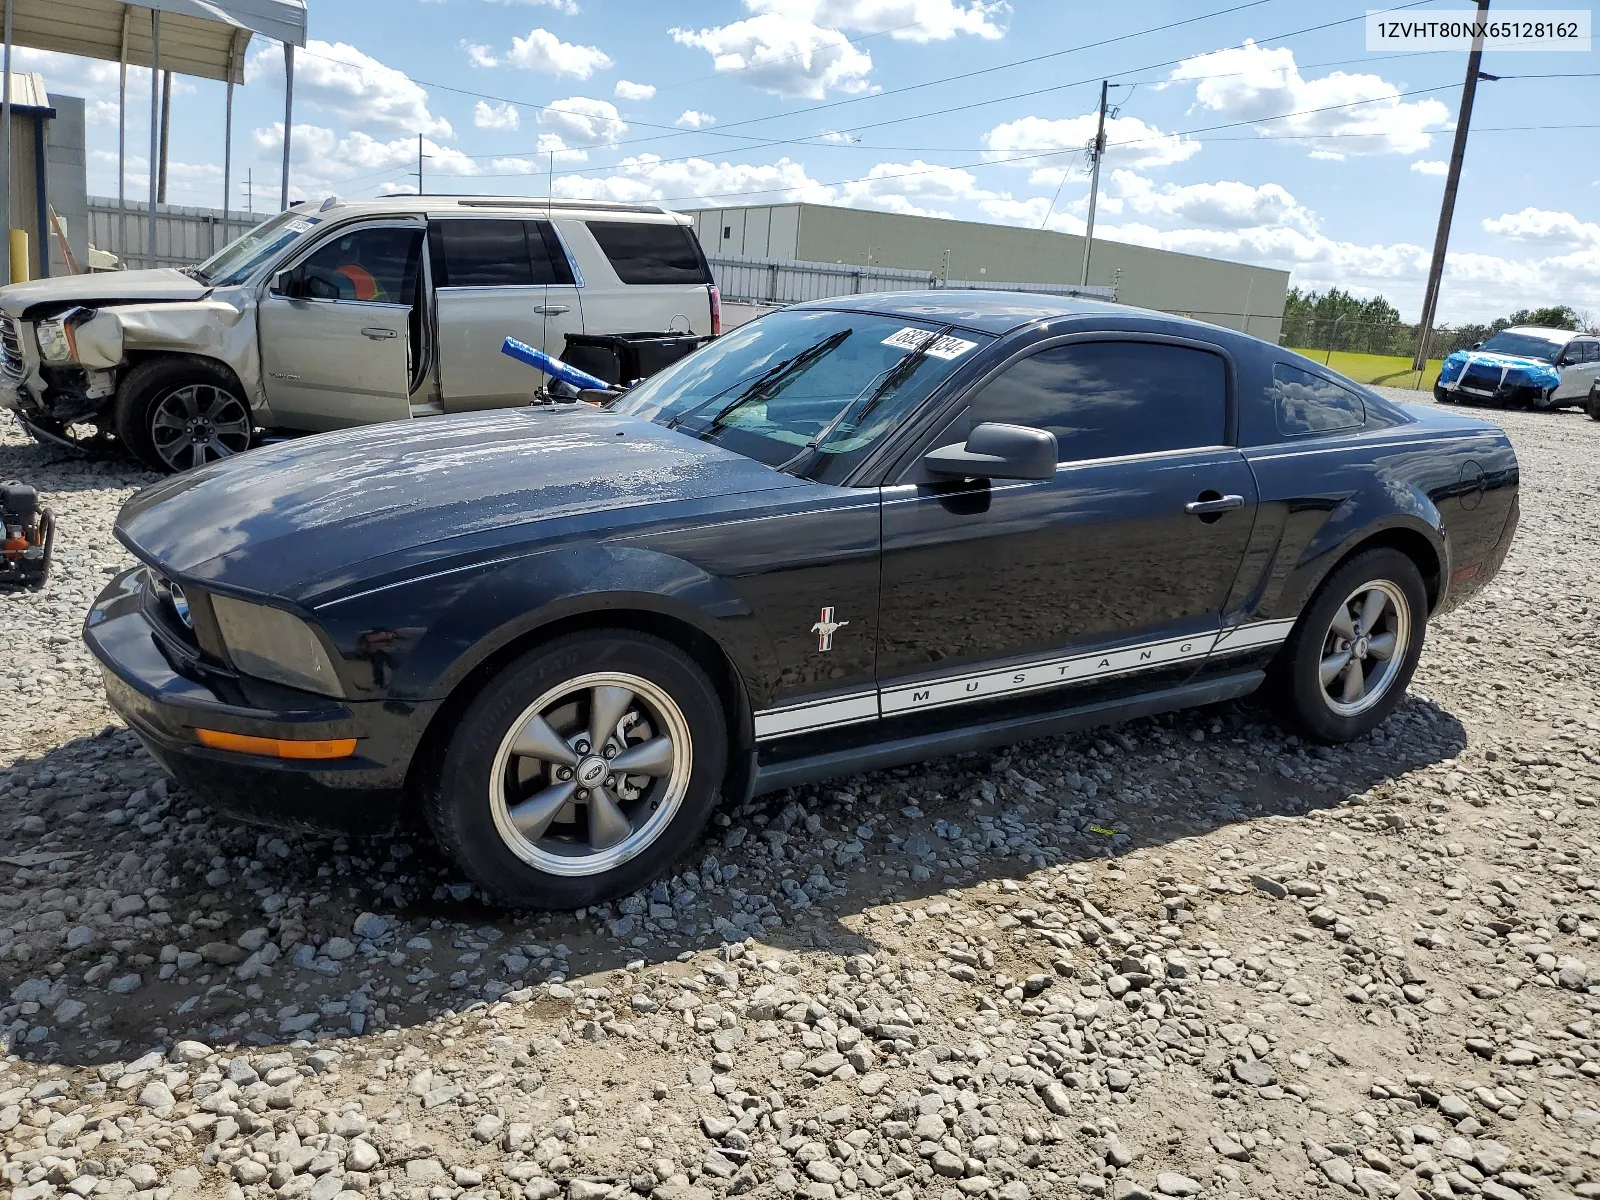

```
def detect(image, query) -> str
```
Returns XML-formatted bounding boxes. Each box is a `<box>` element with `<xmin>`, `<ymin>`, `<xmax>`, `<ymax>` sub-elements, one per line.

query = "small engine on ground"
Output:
<box><xmin>0</xmin><ymin>482</ymin><xmax>54</xmax><ymax>592</ymax></box>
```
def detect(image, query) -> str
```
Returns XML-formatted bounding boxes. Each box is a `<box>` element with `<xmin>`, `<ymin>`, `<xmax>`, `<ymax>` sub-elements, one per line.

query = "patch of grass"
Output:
<box><xmin>1286</xmin><ymin>348</ymin><xmax>1443</xmax><ymax>390</ymax></box>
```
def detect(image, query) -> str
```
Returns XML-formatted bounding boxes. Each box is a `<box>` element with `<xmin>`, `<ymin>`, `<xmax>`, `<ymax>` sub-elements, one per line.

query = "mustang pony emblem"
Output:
<box><xmin>811</xmin><ymin>607</ymin><xmax>849</xmax><ymax>651</ymax></box>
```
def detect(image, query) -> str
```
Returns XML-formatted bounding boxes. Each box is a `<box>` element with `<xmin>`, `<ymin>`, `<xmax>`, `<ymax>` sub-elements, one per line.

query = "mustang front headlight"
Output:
<box><xmin>211</xmin><ymin>594</ymin><xmax>344</xmax><ymax>697</ymax></box>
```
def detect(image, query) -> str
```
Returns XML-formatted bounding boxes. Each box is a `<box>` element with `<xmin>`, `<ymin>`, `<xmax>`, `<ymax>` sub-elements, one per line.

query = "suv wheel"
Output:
<box><xmin>115</xmin><ymin>357</ymin><xmax>254</xmax><ymax>473</ymax></box>
<box><xmin>1432</xmin><ymin>384</ymin><xmax>1453</xmax><ymax>405</ymax></box>
<box><xmin>1274</xmin><ymin>548</ymin><xmax>1428</xmax><ymax>743</ymax></box>
<box><xmin>423</xmin><ymin>630</ymin><xmax>728</xmax><ymax>909</ymax></box>
<box><xmin>1588</xmin><ymin>383</ymin><xmax>1600</xmax><ymax>421</ymax></box>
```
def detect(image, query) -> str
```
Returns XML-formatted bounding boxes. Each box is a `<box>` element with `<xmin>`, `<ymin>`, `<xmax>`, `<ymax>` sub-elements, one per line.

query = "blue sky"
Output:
<box><xmin>19</xmin><ymin>0</ymin><xmax>1600</xmax><ymax>322</ymax></box>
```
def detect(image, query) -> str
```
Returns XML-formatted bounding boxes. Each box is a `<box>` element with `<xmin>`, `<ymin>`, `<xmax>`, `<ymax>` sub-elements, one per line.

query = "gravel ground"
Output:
<box><xmin>1</xmin><ymin>389</ymin><xmax>1598</xmax><ymax>1200</ymax></box>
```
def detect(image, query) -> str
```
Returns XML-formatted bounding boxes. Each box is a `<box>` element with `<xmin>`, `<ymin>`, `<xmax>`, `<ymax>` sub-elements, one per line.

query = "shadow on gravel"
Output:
<box><xmin>0</xmin><ymin>426</ymin><xmax>155</xmax><ymax>496</ymax></box>
<box><xmin>0</xmin><ymin>684</ymin><xmax>1467</xmax><ymax>1067</ymax></box>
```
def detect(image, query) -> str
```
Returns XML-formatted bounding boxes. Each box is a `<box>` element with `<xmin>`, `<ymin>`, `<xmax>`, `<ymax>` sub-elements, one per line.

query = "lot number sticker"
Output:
<box><xmin>881</xmin><ymin>327</ymin><xmax>979</xmax><ymax>360</ymax></box>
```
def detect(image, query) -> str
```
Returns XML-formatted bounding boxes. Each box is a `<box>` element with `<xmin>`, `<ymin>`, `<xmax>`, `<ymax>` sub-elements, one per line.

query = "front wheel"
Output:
<box><xmin>115</xmin><ymin>357</ymin><xmax>254</xmax><ymax>473</ymax></box>
<box><xmin>1587</xmin><ymin>385</ymin><xmax>1600</xmax><ymax>421</ymax></box>
<box><xmin>423</xmin><ymin>630</ymin><xmax>728</xmax><ymax>909</ymax></box>
<box><xmin>1274</xmin><ymin>548</ymin><xmax>1428</xmax><ymax>742</ymax></box>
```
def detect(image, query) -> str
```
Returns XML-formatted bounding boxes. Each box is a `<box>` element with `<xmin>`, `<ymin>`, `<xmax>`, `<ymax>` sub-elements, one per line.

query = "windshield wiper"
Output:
<box><xmin>776</xmin><ymin>324</ymin><xmax>954</xmax><ymax>474</ymax></box>
<box><xmin>666</xmin><ymin>329</ymin><xmax>852</xmax><ymax>432</ymax></box>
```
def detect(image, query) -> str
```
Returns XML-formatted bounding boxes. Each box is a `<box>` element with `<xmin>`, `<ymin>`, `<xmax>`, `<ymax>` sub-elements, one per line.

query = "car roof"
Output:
<box><xmin>1500</xmin><ymin>325</ymin><xmax>1581</xmax><ymax>343</ymax></box>
<box><xmin>787</xmin><ymin>289</ymin><xmax>1187</xmax><ymax>336</ymax></box>
<box><xmin>290</xmin><ymin>195</ymin><xmax>692</xmax><ymax>225</ymax></box>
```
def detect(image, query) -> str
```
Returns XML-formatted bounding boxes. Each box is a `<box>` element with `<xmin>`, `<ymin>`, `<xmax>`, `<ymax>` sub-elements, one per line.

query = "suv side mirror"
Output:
<box><xmin>1470</xmin><ymin>341</ymin><xmax>1482</xmax><ymax>350</ymax></box>
<box><xmin>923</xmin><ymin>422</ymin><xmax>1058</xmax><ymax>481</ymax></box>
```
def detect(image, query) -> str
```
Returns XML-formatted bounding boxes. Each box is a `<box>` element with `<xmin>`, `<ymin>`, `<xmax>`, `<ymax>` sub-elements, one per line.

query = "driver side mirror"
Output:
<box><xmin>923</xmin><ymin>422</ymin><xmax>1058</xmax><ymax>481</ymax></box>
<box><xmin>1470</xmin><ymin>342</ymin><xmax>1482</xmax><ymax>350</ymax></box>
<box><xmin>271</xmin><ymin>268</ymin><xmax>300</xmax><ymax>298</ymax></box>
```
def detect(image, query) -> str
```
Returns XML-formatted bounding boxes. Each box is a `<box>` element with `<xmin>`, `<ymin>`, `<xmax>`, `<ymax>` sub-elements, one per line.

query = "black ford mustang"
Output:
<box><xmin>85</xmin><ymin>293</ymin><xmax>1519</xmax><ymax>908</ymax></box>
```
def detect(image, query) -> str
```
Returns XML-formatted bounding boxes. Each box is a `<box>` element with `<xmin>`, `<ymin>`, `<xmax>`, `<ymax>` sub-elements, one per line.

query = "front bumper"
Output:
<box><xmin>84</xmin><ymin>566</ymin><xmax>439</xmax><ymax>832</ymax></box>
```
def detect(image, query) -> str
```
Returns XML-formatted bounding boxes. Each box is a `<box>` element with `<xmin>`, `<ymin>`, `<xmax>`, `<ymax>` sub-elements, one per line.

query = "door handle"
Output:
<box><xmin>1185</xmin><ymin>493</ymin><xmax>1246</xmax><ymax>515</ymax></box>
<box><xmin>361</xmin><ymin>326</ymin><xmax>399</xmax><ymax>340</ymax></box>
<box><xmin>533</xmin><ymin>304</ymin><xmax>570</xmax><ymax>315</ymax></box>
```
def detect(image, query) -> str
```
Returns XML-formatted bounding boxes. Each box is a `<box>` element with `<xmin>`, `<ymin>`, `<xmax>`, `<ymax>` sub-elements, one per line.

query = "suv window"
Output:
<box><xmin>586</xmin><ymin>220</ymin><xmax>709</xmax><ymax>285</ymax></box>
<box><xmin>297</xmin><ymin>226</ymin><xmax>422</xmax><ymax>304</ymax></box>
<box><xmin>967</xmin><ymin>341</ymin><xmax>1227</xmax><ymax>462</ymax></box>
<box><xmin>1271</xmin><ymin>362</ymin><xmax>1365</xmax><ymax>436</ymax></box>
<box><xmin>433</xmin><ymin>219</ymin><xmax>568</xmax><ymax>287</ymax></box>
<box><xmin>1580</xmin><ymin>340</ymin><xmax>1600</xmax><ymax>363</ymax></box>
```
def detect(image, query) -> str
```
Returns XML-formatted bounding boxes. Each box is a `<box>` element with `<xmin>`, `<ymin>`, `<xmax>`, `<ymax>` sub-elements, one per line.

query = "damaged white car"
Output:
<box><xmin>0</xmin><ymin>196</ymin><xmax>719</xmax><ymax>471</ymax></box>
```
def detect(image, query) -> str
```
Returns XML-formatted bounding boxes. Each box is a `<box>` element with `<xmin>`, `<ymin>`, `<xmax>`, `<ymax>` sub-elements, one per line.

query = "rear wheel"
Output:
<box><xmin>115</xmin><ymin>357</ymin><xmax>253</xmax><ymax>473</ymax></box>
<box><xmin>1274</xmin><ymin>548</ymin><xmax>1428</xmax><ymax>742</ymax></box>
<box><xmin>1588</xmin><ymin>384</ymin><xmax>1600</xmax><ymax>421</ymax></box>
<box><xmin>423</xmin><ymin>630</ymin><xmax>728</xmax><ymax>909</ymax></box>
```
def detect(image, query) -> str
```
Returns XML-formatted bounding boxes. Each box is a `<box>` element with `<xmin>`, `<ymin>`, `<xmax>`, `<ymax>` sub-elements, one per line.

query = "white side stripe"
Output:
<box><xmin>752</xmin><ymin>692</ymin><xmax>880</xmax><ymax>740</ymax></box>
<box><xmin>752</xmin><ymin>618</ymin><xmax>1295</xmax><ymax>741</ymax></box>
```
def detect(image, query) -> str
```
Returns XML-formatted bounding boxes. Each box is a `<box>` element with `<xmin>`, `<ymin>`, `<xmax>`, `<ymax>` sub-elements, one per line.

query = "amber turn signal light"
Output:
<box><xmin>195</xmin><ymin>729</ymin><xmax>357</xmax><ymax>760</ymax></box>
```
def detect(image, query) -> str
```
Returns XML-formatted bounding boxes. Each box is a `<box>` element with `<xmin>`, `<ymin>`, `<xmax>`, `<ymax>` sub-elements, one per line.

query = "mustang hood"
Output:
<box><xmin>0</xmin><ymin>268</ymin><xmax>208</xmax><ymax>318</ymax></box>
<box><xmin>116</xmin><ymin>406</ymin><xmax>803</xmax><ymax>601</ymax></box>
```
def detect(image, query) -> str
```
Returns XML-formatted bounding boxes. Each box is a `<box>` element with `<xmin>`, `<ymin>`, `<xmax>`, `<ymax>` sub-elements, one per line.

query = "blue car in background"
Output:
<box><xmin>1435</xmin><ymin>326</ymin><xmax>1600</xmax><ymax>411</ymax></box>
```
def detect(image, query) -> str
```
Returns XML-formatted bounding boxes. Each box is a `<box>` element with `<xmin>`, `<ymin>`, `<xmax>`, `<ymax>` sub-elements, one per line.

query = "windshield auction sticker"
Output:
<box><xmin>882</xmin><ymin>328</ymin><xmax>979</xmax><ymax>359</ymax></box>
<box><xmin>1367</xmin><ymin>9</ymin><xmax>1590</xmax><ymax>50</ymax></box>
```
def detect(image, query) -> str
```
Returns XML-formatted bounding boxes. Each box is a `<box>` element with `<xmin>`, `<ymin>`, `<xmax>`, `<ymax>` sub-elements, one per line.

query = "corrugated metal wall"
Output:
<box><xmin>87</xmin><ymin>196</ymin><xmax>263</xmax><ymax>270</ymax></box>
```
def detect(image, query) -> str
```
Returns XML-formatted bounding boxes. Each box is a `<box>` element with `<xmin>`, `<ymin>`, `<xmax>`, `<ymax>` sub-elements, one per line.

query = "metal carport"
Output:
<box><xmin>1</xmin><ymin>0</ymin><xmax>307</xmax><ymax>278</ymax></box>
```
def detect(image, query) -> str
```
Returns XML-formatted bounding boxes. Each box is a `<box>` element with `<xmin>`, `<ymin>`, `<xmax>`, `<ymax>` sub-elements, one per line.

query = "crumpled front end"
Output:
<box><xmin>1438</xmin><ymin>350</ymin><xmax>1561</xmax><ymax>404</ymax></box>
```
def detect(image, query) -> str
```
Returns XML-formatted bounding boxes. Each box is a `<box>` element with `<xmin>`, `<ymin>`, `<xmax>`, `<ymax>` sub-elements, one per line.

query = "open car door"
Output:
<box><xmin>258</xmin><ymin>221</ymin><xmax>423</xmax><ymax>432</ymax></box>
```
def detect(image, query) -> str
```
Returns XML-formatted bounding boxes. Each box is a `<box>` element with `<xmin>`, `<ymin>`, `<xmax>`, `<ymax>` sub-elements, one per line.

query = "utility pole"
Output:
<box><xmin>1079</xmin><ymin>80</ymin><xmax>1110</xmax><ymax>288</ymax></box>
<box><xmin>1412</xmin><ymin>0</ymin><xmax>1493</xmax><ymax>371</ymax></box>
<box><xmin>242</xmin><ymin>169</ymin><xmax>253</xmax><ymax>216</ymax></box>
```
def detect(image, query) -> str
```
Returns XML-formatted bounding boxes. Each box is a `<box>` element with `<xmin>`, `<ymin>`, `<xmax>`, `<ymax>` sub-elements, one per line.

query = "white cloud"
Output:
<box><xmin>505</xmin><ymin>28</ymin><xmax>613</xmax><ymax>79</ymax></box>
<box><xmin>485</xmin><ymin>0</ymin><xmax>580</xmax><ymax>11</ymax></box>
<box><xmin>491</xmin><ymin>133</ymin><xmax>590</xmax><ymax>171</ymax></box>
<box><xmin>983</xmin><ymin>113</ymin><xmax>1200</xmax><ymax>179</ymax></box>
<box><xmin>473</xmin><ymin>101</ymin><xmax>521</xmax><ymax>131</ymax></box>
<box><xmin>462</xmin><ymin>41</ymin><xmax>501</xmax><ymax>68</ymax></box>
<box><xmin>253</xmin><ymin>123</ymin><xmax>481</xmax><ymax>182</ymax></box>
<box><xmin>12</xmin><ymin>47</ymin><xmax>189</xmax><ymax>128</ymax></box>
<box><xmin>552</xmin><ymin>152</ymin><xmax>832</xmax><ymax>206</ymax></box>
<box><xmin>836</xmin><ymin>160</ymin><xmax>1009</xmax><ymax>219</ymax></box>
<box><xmin>676</xmin><ymin>110</ymin><xmax>717</xmax><ymax>129</ymax></box>
<box><xmin>1107</xmin><ymin>170</ymin><xmax>1316</xmax><ymax>234</ymax></box>
<box><xmin>1168</xmin><ymin>40</ymin><xmax>1450</xmax><ymax>159</ymax></box>
<box><xmin>537</xmin><ymin>96</ymin><xmax>627</xmax><ymax>146</ymax></box>
<box><xmin>1410</xmin><ymin>159</ymin><xmax>1447</xmax><ymax>176</ymax></box>
<box><xmin>614</xmin><ymin>79</ymin><xmax>656</xmax><ymax>101</ymax></box>
<box><xmin>670</xmin><ymin>15</ymin><xmax>874</xmax><ymax>99</ymax></box>
<box><xmin>741</xmin><ymin>0</ymin><xmax>1007</xmax><ymax>41</ymax></box>
<box><xmin>247</xmin><ymin>40</ymin><xmax>452</xmax><ymax>138</ymax></box>
<box><xmin>1482</xmin><ymin>207</ymin><xmax>1600</xmax><ymax>248</ymax></box>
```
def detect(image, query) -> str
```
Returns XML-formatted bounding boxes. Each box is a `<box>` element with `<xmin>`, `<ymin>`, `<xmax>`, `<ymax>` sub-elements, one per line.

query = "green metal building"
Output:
<box><xmin>685</xmin><ymin>202</ymin><xmax>1290</xmax><ymax>343</ymax></box>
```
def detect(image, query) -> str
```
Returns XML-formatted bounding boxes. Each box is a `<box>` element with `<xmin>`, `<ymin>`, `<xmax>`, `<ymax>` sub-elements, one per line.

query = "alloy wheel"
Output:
<box><xmin>488</xmin><ymin>672</ymin><xmax>692</xmax><ymax>877</ymax></box>
<box><xmin>1317</xmin><ymin>579</ymin><xmax>1411</xmax><ymax>717</ymax></box>
<box><xmin>150</xmin><ymin>383</ymin><xmax>252</xmax><ymax>471</ymax></box>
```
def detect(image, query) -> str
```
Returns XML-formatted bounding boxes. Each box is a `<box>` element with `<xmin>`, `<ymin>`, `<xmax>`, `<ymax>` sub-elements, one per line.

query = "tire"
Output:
<box><xmin>1588</xmin><ymin>386</ymin><xmax>1600</xmax><ymax>421</ymax></box>
<box><xmin>114</xmin><ymin>357</ymin><xmax>254</xmax><ymax>473</ymax></box>
<box><xmin>423</xmin><ymin>630</ymin><xmax>728</xmax><ymax>909</ymax></box>
<box><xmin>1432</xmin><ymin>385</ymin><xmax>1452</xmax><ymax>405</ymax></box>
<box><xmin>1273</xmin><ymin>547</ymin><xmax>1428</xmax><ymax>743</ymax></box>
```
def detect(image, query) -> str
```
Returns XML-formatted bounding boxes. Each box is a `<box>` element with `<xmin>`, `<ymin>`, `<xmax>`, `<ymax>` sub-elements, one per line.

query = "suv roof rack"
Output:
<box><xmin>452</xmin><ymin>198</ymin><xmax>667</xmax><ymax>215</ymax></box>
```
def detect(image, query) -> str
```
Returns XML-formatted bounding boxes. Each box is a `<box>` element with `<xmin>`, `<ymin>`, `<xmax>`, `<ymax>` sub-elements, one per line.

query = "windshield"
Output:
<box><xmin>611</xmin><ymin>308</ymin><xmax>991</xmax><ymax>482</ymax></box>
<box><xmin>193</xmin><ymin>210</ymin><xmax>323</xmax><ymax>286</ymax></box>
<box><xmin>1478</xmin><ymin>331</ymin><xmax>1564</xmax><ymax>362</ymax></box>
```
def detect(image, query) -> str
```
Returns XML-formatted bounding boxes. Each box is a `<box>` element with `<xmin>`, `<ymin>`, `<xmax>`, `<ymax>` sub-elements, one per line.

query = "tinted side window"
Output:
<box><xmin>586</xmin><ymin>220</ymin><xmax>709</xmax><ymax>285</ymax></box>
<box><xmin>1271</xmin><ymin>363</ymin><xmax>1365</xmax><ymax>436</ymax></box>
<box><xmin>968</xmin><ymin>341</ymin><xmax>1228</xmax><ymax>462</ymax></box>
<box><xmin>298</xmin><ymin>226</ymin><xmax>422</xmax><ymax>304</ymax></box>
<box><xmin>1582</xmin><ymin>340</ymin><xmax>1600</xmax><ymax>363</ymax></box>
<box><xmin>434</xmin><ymin>219</ymin><xmax>534</xmax><ymax>287</ymax></box>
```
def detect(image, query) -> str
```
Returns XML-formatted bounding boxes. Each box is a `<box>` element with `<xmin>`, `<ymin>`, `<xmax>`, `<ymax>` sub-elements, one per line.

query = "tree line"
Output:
<box><xmin>1281</xmin><ymin>286</ymin><xmax>1596</xmax><ymax>358</ymax></box>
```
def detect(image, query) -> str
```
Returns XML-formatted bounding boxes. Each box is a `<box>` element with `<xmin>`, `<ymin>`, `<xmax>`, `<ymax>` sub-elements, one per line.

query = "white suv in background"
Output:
<box><xmin>0</xmin><ymin>197</ymin><xmax>721</xmax><ymax>472</ymax></box>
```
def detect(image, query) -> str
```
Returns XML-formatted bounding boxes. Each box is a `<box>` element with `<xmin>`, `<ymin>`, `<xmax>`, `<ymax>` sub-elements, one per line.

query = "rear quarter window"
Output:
<box><xmin>1271</xmin><ymin>362</ymin><xmax>1365</xmax><ymax>437</ymax></box>
<box><xmin>586</xmin><ymin>221</ymin><xmax>709</xmax><ymax>285</ymax></box>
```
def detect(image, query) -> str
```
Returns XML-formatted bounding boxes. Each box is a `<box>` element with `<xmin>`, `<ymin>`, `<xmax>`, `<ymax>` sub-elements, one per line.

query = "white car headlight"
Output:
<box><xmin>35</xmin><ymin>317</ymin><xmax>75</xmax><ymax>364</ymax></box>
<box><xmin>211</xmin><ymin>594</ymin><xmax>344</xmax><ymax>697</ymax></box>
